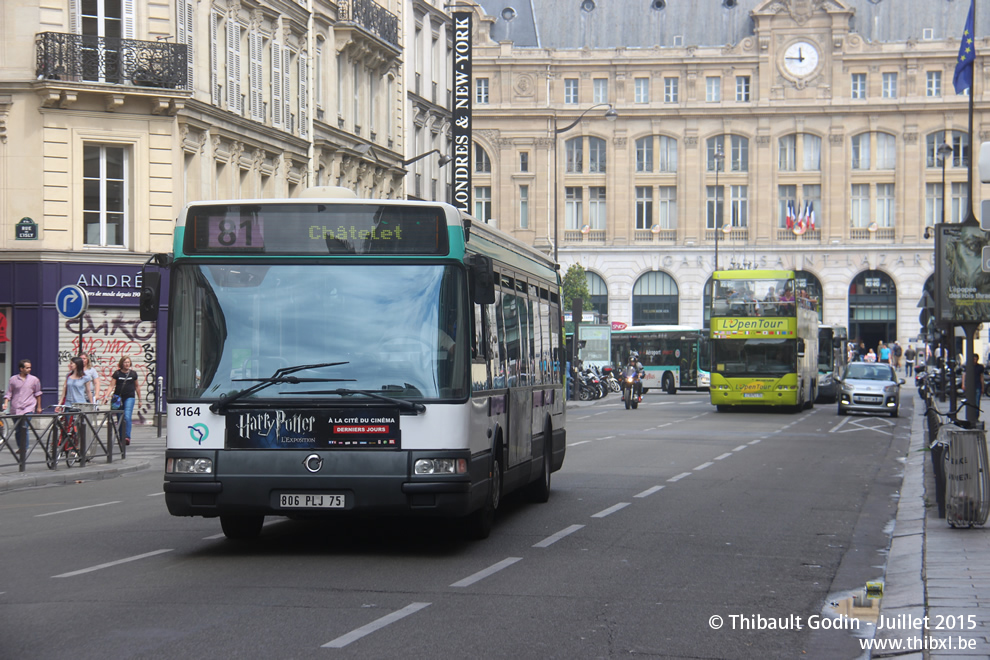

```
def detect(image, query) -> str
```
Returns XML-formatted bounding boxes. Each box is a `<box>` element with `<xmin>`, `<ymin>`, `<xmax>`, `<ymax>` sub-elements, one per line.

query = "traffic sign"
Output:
<box><xmin>56</xmin><ymin>285</ymin><xmax>89</xmax><ymax>319</ymax></box>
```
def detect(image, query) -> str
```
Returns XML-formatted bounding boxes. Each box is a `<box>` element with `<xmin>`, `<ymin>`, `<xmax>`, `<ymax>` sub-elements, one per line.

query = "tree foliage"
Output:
<box><xmin>562</xmin><ymin>264</ymin><xmax>592</xmax><ymax>313</ymax></box>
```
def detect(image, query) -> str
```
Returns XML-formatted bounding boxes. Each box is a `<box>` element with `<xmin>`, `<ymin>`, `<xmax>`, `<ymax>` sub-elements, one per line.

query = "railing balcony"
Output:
<box><xmin>36</xmin><ymin>32</ymin><xmax>188</xmax><ymax>89</ymax></box>
<box><xmin>339</xmin><ymin>0</ymin><xmax>399</xmax><ymax>47</ymax></box>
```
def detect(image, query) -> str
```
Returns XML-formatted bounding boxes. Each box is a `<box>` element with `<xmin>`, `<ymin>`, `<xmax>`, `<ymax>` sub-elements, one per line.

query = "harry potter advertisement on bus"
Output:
<box><xmin>225</xmin><ymin>409</ymin><xmax>400</xmax><ymax>449</ymax></box>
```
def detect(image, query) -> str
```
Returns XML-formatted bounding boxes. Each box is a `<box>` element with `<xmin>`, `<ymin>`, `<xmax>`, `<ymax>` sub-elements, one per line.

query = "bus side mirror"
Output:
<box><xmin>139</xmin><ymin>270</ymin><xmax>161</xmax><ymax>322</ymax></box>
<box><xmin>797</xmin><ymin>338</ymin><xmax>806</xmax><ymax>357</ymax></box>
<box><xmin>467</xmin><ymin>254</ymin><xmax>496</xmax><ymax>305</ymax></box>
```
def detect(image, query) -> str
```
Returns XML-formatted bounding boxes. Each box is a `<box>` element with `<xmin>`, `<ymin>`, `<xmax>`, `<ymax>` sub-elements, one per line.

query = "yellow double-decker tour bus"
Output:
<box><xmin>709</xmin><ymin>270</ymin><xmax>819</xmax><ymax>412</ymax></box>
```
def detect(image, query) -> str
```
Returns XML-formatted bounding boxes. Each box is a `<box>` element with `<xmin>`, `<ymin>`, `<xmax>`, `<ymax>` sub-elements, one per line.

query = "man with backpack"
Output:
<box><xmin>892</xmin><ymin>341</ymin><xmax>903</xmax><ymax>372</ymax></box>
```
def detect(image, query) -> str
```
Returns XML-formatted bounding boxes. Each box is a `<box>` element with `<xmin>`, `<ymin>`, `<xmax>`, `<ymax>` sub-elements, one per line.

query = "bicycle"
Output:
<box><xmin>47</xmin><ymin>405</ymin><xmax>81</xmax><ymax>469</ymax></box>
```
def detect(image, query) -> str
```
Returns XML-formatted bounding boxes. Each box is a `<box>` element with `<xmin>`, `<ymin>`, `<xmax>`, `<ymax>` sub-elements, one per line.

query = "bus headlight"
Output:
<box><xmin>167</xmin><ymin>457</ymin><xmax>213</xmax><ymax>474</ymax></box>
<box><xmin>414</xmin><ymin>458</ymin><xmax>467</xmax><ymax>475</ymax></box>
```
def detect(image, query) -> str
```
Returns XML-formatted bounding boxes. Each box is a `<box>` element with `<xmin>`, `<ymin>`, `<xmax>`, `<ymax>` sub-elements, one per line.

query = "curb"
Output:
<box><xmin>0</xmin><ymin>458</ymin><xmax>153</xmax><ymax>493</ymax></box>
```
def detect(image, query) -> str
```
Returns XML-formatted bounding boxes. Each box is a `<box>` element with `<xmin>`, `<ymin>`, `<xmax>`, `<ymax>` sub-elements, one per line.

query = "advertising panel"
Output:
<box><xmin>936</xmin><ymin>223</ymin><xmax>990</xmax><ymax>323</ymax></box>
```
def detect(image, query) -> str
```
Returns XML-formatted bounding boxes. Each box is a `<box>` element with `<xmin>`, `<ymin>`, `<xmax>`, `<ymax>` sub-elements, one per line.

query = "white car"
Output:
<box><xmin>837</xmin><ymin>363</ymin><xmax>904</xmax><ymax>418</ymax></box>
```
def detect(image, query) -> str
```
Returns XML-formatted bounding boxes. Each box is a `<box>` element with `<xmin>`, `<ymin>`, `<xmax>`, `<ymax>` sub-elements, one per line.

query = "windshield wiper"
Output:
<box><xmin>210</xmin><ymin>361</ymin><xmax>354</xmax><ymax>414</ymax></box>
<box><xmin>292</xmin><ymin>387</ymin><xmax>426</xmax><ymax>414</ymax></box>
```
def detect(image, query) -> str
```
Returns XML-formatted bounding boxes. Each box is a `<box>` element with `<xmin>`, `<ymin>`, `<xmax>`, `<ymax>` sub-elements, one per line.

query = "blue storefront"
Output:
<box><xmin>0</xmin><ymin>261</ymin><xmax>168</xmax><ymax>424</ymax></box>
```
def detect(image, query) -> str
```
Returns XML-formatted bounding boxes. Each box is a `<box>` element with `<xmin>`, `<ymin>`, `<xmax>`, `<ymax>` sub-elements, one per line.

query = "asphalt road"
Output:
<box><xmin>0</xmin><ymin>391</ymin><xmax>912</xmax><ymax>659</ymax></box>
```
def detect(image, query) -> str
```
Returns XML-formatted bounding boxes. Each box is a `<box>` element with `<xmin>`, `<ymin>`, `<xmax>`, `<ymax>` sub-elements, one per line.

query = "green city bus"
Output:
<box><xmin>610</xmin><ymin>325</ymin><xmax>710</xmax><ymax>394</ymax></box>
<box><xmin>709</xmin><ymin>270</ymin><xmax>819</xmax><ymax>411</ymax></box>
<box><xmin>140</xmin><ymin>187</ymin><xmax>566</xmax><ymax>540</ymax></box>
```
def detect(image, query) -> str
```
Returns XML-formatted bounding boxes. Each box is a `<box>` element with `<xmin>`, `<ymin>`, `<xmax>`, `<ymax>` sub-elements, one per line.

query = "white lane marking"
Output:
<box><xmin>533</xmin><ymin>524</ymin><xmax>585</xmax><ymax>548</ymax></box>
<box><xmin>147</xmin><ymin>492</ymin><xmax>166</xmax><ymax>497</ymax></box>
<box><xmin>634</xmin><ymin>485</ymin><xmax>664</xmax><ymax>498</ymax></box>
<box><xmin>748</xmin><ymin>438</ymin><xmax>762</xmax><ymax>445</ymax></box>
<box><xmin>52</xmin><ymin>549</ymin><xmax>173</xmax><ymax>578</ymax></box>
<box><xmin>732</xmin><ymin>445</ymin><xmax>748</xmax><ymax>452</ymax></box>
<box><xmin>694</xmin><ymin>462</ymin><xmax>713</xmax><ymax>471</ymax></box>
<box><xmin>591</xmin><ymin>502</ymin><xmax>630</xmax><ymax>518</ymax></box>
<box><xmin>657</xmin><ymin>423</ymin><xmax>672</xmax><ymax>428</ymax></box>
<box><xmin>714</xmin><ymin>452</ymin><xmax>733</xmax><ymax>461</ymax></box>
<box><xmin>450</xmin><ymin>557</ymin><xmax>523</xmax><ymax>588</ymax></box>
<box><xmin>668</xmin><ymin>472</ymin><xmax>692</xmax><ymax>482</ymax></box>
<box><xmin>568</xmin><ymin>440</ymin><xmax>591</xmax><ymax>447</ymax></box>
<box><xmin>593</xmin><ymin>411</ymin><xmax>609</xmax><ymax>416</ymax></box>
<box><xmin>829</xmin><ymin>417</ymin><xmax>853</xmax><ymax>433</ymax></box>
<box><xmin>322</xmin><ymin>602</ymin><xmax>432</xmax><ymax>648</ymax></box>
<box><xmin>35</xmin><ymin>501</ymin><xmax>121</xmax><ymax>517</ymax></box>
<box><xmin>600</xmin><ymin>435</ymin><xmax>615</xmax><ymax>440</ymax></box>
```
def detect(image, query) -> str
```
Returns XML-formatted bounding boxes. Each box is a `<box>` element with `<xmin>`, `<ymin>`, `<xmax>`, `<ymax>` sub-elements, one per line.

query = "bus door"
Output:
<box><xmin>501</xmin><ymin>287</ymin><xmax>533</xmax><ymax>468</ymax></box>
<box><xmin>685</xmin><ymin>339</ymin><xmax>698</xmax><ymax>386</ymax></box>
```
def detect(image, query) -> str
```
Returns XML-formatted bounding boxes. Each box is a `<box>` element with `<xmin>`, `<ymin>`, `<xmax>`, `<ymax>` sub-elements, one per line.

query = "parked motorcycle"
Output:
<box><xmin>602</xmin><ymin>366</ymin><xmax>621</xmax><ymax>393</ymax></box>
<box><xmin>621</xmin><ymin>366</ymin><xmax>642</xmax><ymax>410</ymax></box>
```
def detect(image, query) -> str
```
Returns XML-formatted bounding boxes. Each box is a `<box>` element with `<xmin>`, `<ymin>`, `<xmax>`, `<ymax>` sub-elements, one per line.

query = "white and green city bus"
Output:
<box><xmin>816</xmin><ymin>324</ymin><xmax>849</xmax><ymax>403</ymax></box>
<box><xmin>609</xmin><ymin>325</ymin><xmax>711</xmax><ymax>394</ymax></box>
<box><xmin>140</xmin><ymin>188</ymin><xmax>566</xmax><ymax>540</ymax></box>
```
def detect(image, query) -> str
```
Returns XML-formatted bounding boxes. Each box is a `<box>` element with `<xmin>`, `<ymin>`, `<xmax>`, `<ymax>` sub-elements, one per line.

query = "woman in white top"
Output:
<box><xmin>80</xmin><ymin>353</ymin><xmax>100</xmax><ymax>402</ymax></box>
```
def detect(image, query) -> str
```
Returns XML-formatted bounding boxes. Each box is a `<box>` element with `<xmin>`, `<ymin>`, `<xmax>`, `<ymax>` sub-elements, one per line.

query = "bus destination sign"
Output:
<box><xmin>226</xmin><ymin>408</ymin><xmax>401</xmax><ymax>449</ymax></box>
<box><xmin>185</xmin><ymin>204</ymin><xmax>448</xmax><ymax>256</ymax></box>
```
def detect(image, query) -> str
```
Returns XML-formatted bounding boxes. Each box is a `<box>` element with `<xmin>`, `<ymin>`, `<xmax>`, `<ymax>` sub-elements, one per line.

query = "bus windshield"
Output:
<box><xmin>167</xmin><ymin>263</ymin><xmax>470</xmax><ymax>402</ymax></box>
<box><xmin>712</xmin><ymin>338</ymin><xmax>796</xmax><ymax>377</ymax></box>
<box><xmin>712</xmin><ymin>277</ymin><xmax>795</xmax><ymax>318</ymax></box>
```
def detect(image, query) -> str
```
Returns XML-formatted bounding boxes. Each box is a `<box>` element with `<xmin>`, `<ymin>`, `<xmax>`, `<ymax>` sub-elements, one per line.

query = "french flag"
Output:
<box><xmin>807</xmin><ymin>202</ymin><xmax>815</xmax><ymax>231</ymax></box>
<box><xmin>785</xmin><ymin>201</ymin><xmax>795</xmax><ymax>229</ymax></box>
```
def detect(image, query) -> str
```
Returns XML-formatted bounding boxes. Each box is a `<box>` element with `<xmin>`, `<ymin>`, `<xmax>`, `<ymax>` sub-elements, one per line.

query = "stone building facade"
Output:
<box><xmin>468</xmin><ymin>0</ymin><xmax>987</xmax><ymax>351</ymax></box>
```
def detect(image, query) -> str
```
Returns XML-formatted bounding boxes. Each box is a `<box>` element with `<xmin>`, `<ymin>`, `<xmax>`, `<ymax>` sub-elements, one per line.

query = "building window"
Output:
<box><xmin>851</xmin><ymin>133</ymin><xmax>871</xmax><ymax>170</ymax></box>
<box><xmin>635</xmin><ymin>186</ymin><xmax>653</xmax><ymax>229</ymax></box>
<box><xmin>803</xmin><ymin>135</ymin><xmax>822</xmax><ymax>171</ymax></box>
<box><xmin>730</xmin><ymin>135</ymin><xmax>749</xmax><ymax>171</ymax></box>
<box><xmin>519</xmin><ymin>185</ymin><xmax>529</xmax><ymax>228</ymax></box>
<box><xmin>876</xmin><ymin>183</ymin><xmax>895</xmax><ymax>227</ymax></box>
<box><xmin>735</xmin><ymin>76</ymin><xmax>750</xmax><ymax>101</ymax></box>
<box><xmin>927</xmin><ymin>71</ymin><xmax>942</xmax><ymax>97</ymax></box>
<box><xmin>926</xmin><ymin>182</ymin><xmax>944</xmax><ymax>225</ymax></box>
<box><xmin>778</xmin><ymin>185</ymin><xmax>797</xmax><ymax>228</ymax></box>
<box><xmin>635</xmin><ymin>77</ymin><xmax>649</xmax><ymax>103</ymax></box>
<box><xmin>882</xmin><ymin>72</ymin><xmax>898</xmax><ymax>98</ymax></box>
<box><xmin>593</xmin><ymin>78</ymin><xmax>608</xmax><ymax>104</ymax></box>
<box><xmin>635</xmin><ymin>137</ymin><xmax>653</xmax><ymax>172</ymax></box>
<box><xmin>706</xmin><ymin>185</ymin><xmax>724</xmax><ymax>229</ymax></box>
<box><xmin>706</xmin><ymin>76</ymin><xmax>721</xmax><ymax>102</ymax></box>
<box><xmin>474</xmin><ymin>186</ymin><xmax>492</xmax><ymax>221</ymax></box>
<box><xmin>658</xmin><ymin>136</ymin><xmax>677</xmax><ymax>173</ymax></box>
<box><xmin>952</xmin><ymin>182</ymin><xmax>970</xmax><ymax>223</ymax></box>
<box><xmin>851</xmin><ymin>184</ymin><xmax>871</xmax><ymax>227</ymax></box>
<box><xmin>926</xmin><ymin>131</ymin><xmax>970</xmax><ymax>168</ymax></box>
<box><xmin>565</xmin><ymin>187</ymin><xmax>583</xmax><ymax>230</ymax></box>
<box><xmin>588</xmin><ymin>137</ymin><xmax>607</xmax><ymax>173</ymax></box>
<box><xmin>565</xmin><ymin>137</ymin><xmax>583</xmax><ymax>173</ymax></box>
<box><xmin>475</xmin><ymin>145</ymin><xmax>491</xmax><ymax>173</ymax></box>
<box><xmin>588</xmin><ymin>187</ymin><xmax>606</xmax><ymax>230</ymax></box>
<box><xmin>83</xmin><ymin>144</ymin><xmax>127</xmax><ymax>247</ymax></box>
<box><xmin>658</xmin><ymin>186</ymin><xmax>677</xmax><ymax>229</ymax></box>
<box><xmin>851</xmin><ymin>73</ymin><xmax>867</xmax><ymax>99</ymax></box>
<box><xmin>707</xmin><ymin>136</ymin><xmax>747</xmax><ymax>172</ymax></box>
<box><xmin>778</xmin><ymin>135</ymin><xmax>796</xmax><ymax>172</ymax></box>
<box><xmin>519</xmin><ymin>151</ymin><xmax>529</xmax><ymax>172</ymax></box>
<box><xmin>877</xmin><ymin>133</ymin><xmax>896</xmax><ymax>170</ymax></box>
<box><xmin>729</xmin><ymin>185</ymin><xmax>748</xmax><ymax>228</ymax></box>
<box><xmin>664</xmin><ymin>77</ymin><xmax>679</xmax><ymax>103</ymax></box>
<box><xmin>565</xmin><ymin>78</ymin><xmax>579</xmax><ymax>104</ymax></box>
<box><xmin>475</xmin><ymin>78</ymin><xmax>489</xmax><ymax>104</ymax></box>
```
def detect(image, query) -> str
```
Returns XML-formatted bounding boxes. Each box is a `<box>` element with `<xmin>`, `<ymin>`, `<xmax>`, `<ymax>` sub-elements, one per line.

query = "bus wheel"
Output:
<box><xmin>466</xmin><ymin>443</ymin><xmax>502</xmax><ymax>540</ymax></box>
<box><xmin>220</xmin><ymin>515</ymin><xmax>264</xmax><ymax>540</ymax></box>
<box><xmin>716</xmin><ymin>405</ymin><xmax>728</xmax><ymax>412</ymax></box>
<box><xmin>527</xmin><ymin>424</ymin><xmax>553</xmax><ymax>503</ymax></box>
<box><xmin>663</xmin><ymin>373</ymin><xmax>676</xmax><ymax>395</ymax></box>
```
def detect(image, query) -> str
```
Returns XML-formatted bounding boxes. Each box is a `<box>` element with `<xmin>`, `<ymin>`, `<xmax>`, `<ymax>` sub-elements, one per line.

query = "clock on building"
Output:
<box><xmin>783</xmin><ymin>41</ymin><xmax>820</xmax><ymax>77</ymax></box>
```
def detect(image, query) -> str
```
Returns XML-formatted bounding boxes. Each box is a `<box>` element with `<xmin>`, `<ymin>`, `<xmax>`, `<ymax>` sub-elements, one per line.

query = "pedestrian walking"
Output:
<box><xmin>2</xmin><ymin>359</ymin><xmax>42</xmax><ymax>459</ymax></box>
<box><xmin>904</xmin><ymin>344</ymin><xmax>916</xmax><ymax>377</ymax></box>
<box><xmin>879</xmin><ymin>342</ymin><xmax>891</xmax><ymax>364</ymax></box>
<box><xmin>80</xmin><ymin>352</ymin><xmax>101</xmax><ymax>402</ymax></box>
<box><xmin>107</xmin><ymin>357</ymin><xmax>140</xmax><ymax>445</ymax></box>
<box><xmin>61</xmin><ymin>356</ymin><xmax>93</xmax><ymax>406</ymax></box>
<box><xmin>865</xmin><ymin>348</ymin><xmax>878</xmax><ymax>363</ymax></box>
<box><xmin>974</xmin><ymin>354</ymin><xmax>986</xmax><ymax>408</ymax></box>
<box><xmin>892</xmin><ymin>341</ymin><xmax>903</xmax><ymax>372</ymax></box>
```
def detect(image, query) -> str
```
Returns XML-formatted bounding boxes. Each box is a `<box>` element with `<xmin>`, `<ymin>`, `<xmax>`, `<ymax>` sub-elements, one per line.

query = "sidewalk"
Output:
<box><xmin>875</xmin><ymin>385</ymin><xmax>990</xmax><ymax>659</ymax></box>
<box><xmin>0</xmin><ymin>420</ymin><xmax>164</xmax><ymax>493</ymax></box>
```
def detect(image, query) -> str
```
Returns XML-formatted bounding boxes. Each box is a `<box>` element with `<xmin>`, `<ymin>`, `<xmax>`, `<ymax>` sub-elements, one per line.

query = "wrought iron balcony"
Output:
<box><xmin>36</xmin><ymin>32</ymin><xmax>188</xmax><ymax>89</ymax></box>
<box><xmin>339</xmin><ymin>0</ymin><xmax>399</xmax><ymax>47</ymax></box>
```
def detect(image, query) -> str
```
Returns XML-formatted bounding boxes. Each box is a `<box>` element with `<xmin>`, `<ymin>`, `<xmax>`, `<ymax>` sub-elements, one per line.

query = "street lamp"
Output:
<box><xmin>937</xmin><ymin>141</ymin><xmax>953</xmax><ymax>223</ymax></box>
<box><xmin>402</xmin><ymin>149</ymin><xmax>453</xmax><ymax>168</ymax></box>
<box><xmin>712</xmin><ymin>145</ymin><xmax>725</xmax><ymax>271</ymax></box>
<box><xmin>552</xmin><ymin>103</ymin><xmax>618</xmax><ymax>263</ymax></box>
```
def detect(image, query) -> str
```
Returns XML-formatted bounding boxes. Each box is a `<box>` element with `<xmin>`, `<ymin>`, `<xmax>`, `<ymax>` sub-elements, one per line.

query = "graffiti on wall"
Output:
<box><xmin>58</xmin><ymin>308</ymin><xmax>157</xmax><ymax>425</ymax></box>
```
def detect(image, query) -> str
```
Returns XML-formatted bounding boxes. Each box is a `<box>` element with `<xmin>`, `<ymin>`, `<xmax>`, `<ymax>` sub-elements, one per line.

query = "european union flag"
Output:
<box><xmin>954</xmin><ymin>0</ymin><xmax>976</xmax><ymax>94</ymax></box>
